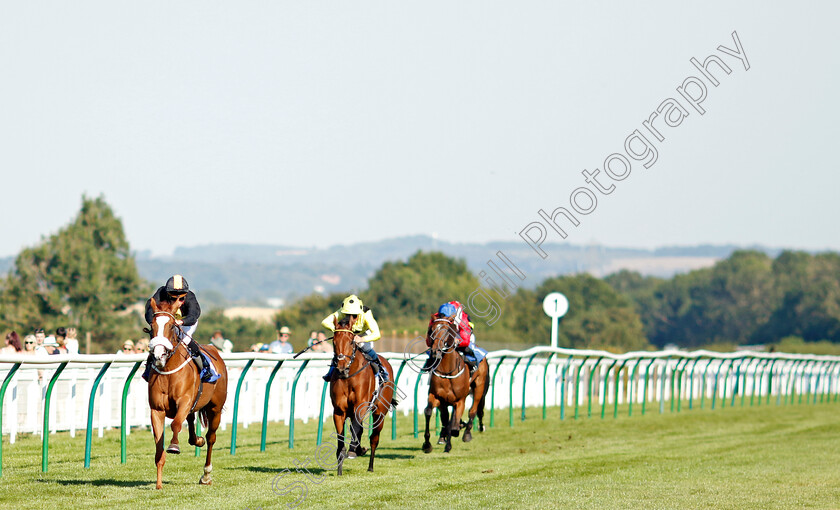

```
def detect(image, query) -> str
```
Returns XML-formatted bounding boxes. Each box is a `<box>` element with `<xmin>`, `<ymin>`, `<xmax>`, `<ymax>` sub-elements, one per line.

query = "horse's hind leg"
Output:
<box><xmin>367</xmin><ymin>411</ymin><xmax>387</xmax><ymax>472</ymax></box>
<box><xmin>349</xmin><ymin>414</ymin><xmax>367</xmax><ymax>457</ymax></box>
<box><xmin>439</xmin><ymin>405</ymin><xmax>454</xmax><ymax>453</ymax></box>
<box><xmin>151</xmin><ymin>409</ymin><xmax>166</xmax><ymax>489</ymax></box>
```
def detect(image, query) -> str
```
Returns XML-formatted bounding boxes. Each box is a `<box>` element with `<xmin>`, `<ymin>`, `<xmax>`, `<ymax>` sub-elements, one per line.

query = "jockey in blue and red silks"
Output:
<box><xmin>422</xmin><ymin>300</ymin><xmax>480</xmax><ymax>374</ymax></box>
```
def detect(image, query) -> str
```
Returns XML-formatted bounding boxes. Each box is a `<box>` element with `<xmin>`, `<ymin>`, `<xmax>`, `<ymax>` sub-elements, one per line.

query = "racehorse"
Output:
<box><xmin>422</xmin><ymin>314</ymin><xmax>490</xmax><ymax>453</ymax></box>
<box><xmin>329</xmin><ymin>316</ymin><xmax>395</xmax><ymax>475</ymax></box>
<box><xmin>146</xmin><ymin>298</ymin><xmax>228</xmax><ymax>489</ymax></box>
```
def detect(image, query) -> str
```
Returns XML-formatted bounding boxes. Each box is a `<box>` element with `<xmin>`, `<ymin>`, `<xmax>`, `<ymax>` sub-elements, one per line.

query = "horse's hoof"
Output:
<box><xmin>422</xmin><ymin>443</ymin><xmax>433</xmax><ymax>454</ymax></box>
<box><xmin>463</xmin><ymin>433</ymin><xmax>472</xmax><ymax>443</ymax></box>
<box><xmin>347</xmin><ymin>451</ymin><xmax>357</xmax><ymax>460</ymax></box>
<box><xmin>444</xmin><ymin>444</ymin><xmax>452</xmax><ymax>453</ymax></box>
<box><xmin>355</xmin><ymin>447</ymin><xmax>367</xmax><ymax>457</ymax></box>
<box><xmin>199</xmin><ymin>477</ymin><xmax>212</xmax><ymax>486</ymax></box>
<box><xmin>166</xmin><ymin>444</ymin><xmax>180</xmax><ymax>454</ymax></box>
<box><xmin>195</xmin><ymin>437</ymin><xmax>205</xmax><ymax>448</ymax></box>
<box><xmin>451</xmin><ymin>429</ymin><xmax>460</xmax><ymax>438</ymax></box>
<box><xmin>437</xmin><ymin>437</ymin><xmax>446</xmax><ymax>445</ymax></box>
<box><xmin>480</xmin><ymin>425</ymin><xmax>486</xmax><ymax>432</ymax></box>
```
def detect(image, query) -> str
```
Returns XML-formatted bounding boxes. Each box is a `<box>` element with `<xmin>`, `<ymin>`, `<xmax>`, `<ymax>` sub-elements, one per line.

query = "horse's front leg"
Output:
<box><xmin>333</xmin><ymin>409</ymin><xmax>347</xmax><ymax>476</ymax></box>
<box><xmin>151</xmin><ymin>409</ymin><xmax>166</xmax><ymax>489</ymax></box>
<box><xmin>167</xmin><ymin>398</ymin><xmax>192</xmax><ymax>454</ymax></box>
<box><xmin>423</xmin><ymin>394</ymin><xmax>439</xmax><ymax>453</ymax></box>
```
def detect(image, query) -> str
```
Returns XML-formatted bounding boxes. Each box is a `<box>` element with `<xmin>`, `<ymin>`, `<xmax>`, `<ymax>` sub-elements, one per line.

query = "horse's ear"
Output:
<box><xmin>333</xmin><ymin>316</ymin><xmax>339</xmax><ymax>328</ymax></box>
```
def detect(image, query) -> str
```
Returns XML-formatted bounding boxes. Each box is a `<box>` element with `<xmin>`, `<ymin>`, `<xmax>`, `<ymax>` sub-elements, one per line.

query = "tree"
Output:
<box><xmin>0</xmin><ymin>196</ymin><xmax>148</xmax><ymax>352</ymax></box>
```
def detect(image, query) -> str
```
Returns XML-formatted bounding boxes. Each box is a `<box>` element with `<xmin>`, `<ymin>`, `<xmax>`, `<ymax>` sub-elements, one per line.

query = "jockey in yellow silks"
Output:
<box><xmin>321</xmin><ymin>295</ymin><xmax>387</xmax><ymax>386</ymax></box>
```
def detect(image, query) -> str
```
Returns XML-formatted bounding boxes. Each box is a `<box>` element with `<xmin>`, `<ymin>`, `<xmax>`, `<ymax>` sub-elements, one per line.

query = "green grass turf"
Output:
<box><xmin>1</xmin><ymin>401</ymin><xmax>839</xmax><ymax>509</ymax></box>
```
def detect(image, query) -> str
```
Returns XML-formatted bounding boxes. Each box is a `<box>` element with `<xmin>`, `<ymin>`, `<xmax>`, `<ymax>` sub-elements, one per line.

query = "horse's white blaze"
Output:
<box><xmin>151</xmin><ymin>316</ymin><xmax>173</xmax><ymax>363</ymax></box>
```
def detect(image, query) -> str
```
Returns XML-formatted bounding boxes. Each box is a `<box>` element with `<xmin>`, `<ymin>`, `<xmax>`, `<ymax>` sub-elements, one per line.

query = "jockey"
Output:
<box><xmin>422</xmin><ymin>300</ymin><xmax>480</xmax><ymax>374</ymax></box>
<box><xmin>143</xmin><ymin>275</ymin><xmax>219</xmax><ymax>383</ymax></box>
<box><xmin>321</xmin><ymin>295</ymin><xmax>388</xmax><ymax>386</ymax></box>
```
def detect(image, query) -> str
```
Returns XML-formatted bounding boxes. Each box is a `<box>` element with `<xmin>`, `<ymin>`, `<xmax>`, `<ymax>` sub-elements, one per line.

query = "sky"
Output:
<box><xmin>1</xmin><ymin>1</ymin><xmax>838</xmax><ymax>258</ymax></box>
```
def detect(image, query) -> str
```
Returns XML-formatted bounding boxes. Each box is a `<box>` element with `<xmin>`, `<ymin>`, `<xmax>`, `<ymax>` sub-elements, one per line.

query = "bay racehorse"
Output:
<box><xmin>423</xmin><ymin>314</ymin><xmax>489</xmax><ymax>453</ymax></box>
<box><xmin>329</xmin><ymin>316</ymin><xmax>396</xmax><ymax>475</ymax></box>
<box><xmin>146</xmin><ymin>298</ymin><xmax>228</xmax><ymax>489</ymax></box>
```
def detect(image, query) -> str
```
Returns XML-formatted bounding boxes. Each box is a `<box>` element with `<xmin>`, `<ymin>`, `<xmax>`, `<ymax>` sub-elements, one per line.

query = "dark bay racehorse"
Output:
<box><xmin>147</xmin><ymin>298</ymin><xmax>228</xmax><ymax>489</ymax></box>
<box><xmin>329</xmin><ymin>316</ymin><xmax>395</xmax><ymax>475</ymax></box>
<box><xmin>423</xmin><ymin>314</ymin><xmax>490</xmax><ymax>453</ymax></box>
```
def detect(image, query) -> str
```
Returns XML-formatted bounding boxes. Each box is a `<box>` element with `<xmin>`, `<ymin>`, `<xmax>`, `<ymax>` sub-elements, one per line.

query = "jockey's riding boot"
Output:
<box><xmin>466</xmin><ymin>358</ymin><xmax>477</xmax><ymax>374</ymax></box>
<box><xmin>323</xmin><ymin>364</ymin><xmax>337</xmax><ymax>382</ymax></box>
<box><xmin>371</xmin><ymin>359</ymin><xmax>389</xmax><ymax>385</ymax></box>
<box><xmin>187</xmin><ymin>340</ymin><xmax>204</xmax><ymax>372</ymax></box>
<box><xmin>141</xmin><ymin>354</ymin><xmax>154</xmax><ymax>381</ymax></box>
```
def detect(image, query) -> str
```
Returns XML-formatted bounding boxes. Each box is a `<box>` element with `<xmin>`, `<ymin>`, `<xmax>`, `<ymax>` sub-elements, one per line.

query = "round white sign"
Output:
<box><xmin>542</xmin><ymin>292</ymin><xmax>569</xmax><ymax>319</ymax></box>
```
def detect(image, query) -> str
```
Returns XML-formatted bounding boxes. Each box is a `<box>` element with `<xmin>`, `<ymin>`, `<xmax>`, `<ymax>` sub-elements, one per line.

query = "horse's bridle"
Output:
<box><xmin>333</xmin><ymin>328</ymin><xmax>371</xmax><ymax>379</ymax></box>
<box><xmin>430</xmin><ymin>318</ymin><xmax>464</xmax><ymax>378</ymax></box>
<box><xmin>149</xmin><ymin>311</ymin><xmax>190</xmax><ymax>374</ymax></box>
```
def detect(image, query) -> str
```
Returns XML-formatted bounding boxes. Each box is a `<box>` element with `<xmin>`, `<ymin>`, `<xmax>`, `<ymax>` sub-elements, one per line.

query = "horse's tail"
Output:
<box><xmin>199</xmin><ymin>408</ymin><xmax>209</xmax><ymax>429</ymax></box>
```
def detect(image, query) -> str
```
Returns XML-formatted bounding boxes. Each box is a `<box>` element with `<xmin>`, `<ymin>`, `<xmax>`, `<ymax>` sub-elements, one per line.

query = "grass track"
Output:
<box><xmin>1</xmin><ymin>402</ymin><xmax>839</xmax><ymax>509</ymax></box>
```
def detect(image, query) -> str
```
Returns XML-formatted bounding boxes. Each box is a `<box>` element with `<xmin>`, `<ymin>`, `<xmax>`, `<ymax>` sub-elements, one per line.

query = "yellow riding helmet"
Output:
<box><xmin>340</xmin><ymin>295</ymin><xmax>364</xmax><ymax>315</ymax></box>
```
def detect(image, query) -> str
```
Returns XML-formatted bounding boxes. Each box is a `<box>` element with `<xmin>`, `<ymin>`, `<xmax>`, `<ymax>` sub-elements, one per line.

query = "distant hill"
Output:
<box><xmin>134</xmin><ymin>236</ymin><xmax>771</xmax><ymax>306</ymax></box>
<box><xmin>1</xmin><ymin>237</ymin><xmax>783</xmax><ymax>307</ymax></box>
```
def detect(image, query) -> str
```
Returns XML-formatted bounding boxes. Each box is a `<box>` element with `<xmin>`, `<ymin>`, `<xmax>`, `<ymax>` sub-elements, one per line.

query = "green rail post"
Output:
<box><xmin>730</xmin><ymin>358</ymin><xmax>745</xmax><ymax>407</ymax></box>
<box><xmin>721</xmin><ymin>358</ymin><xmax>739</xmax><ymax>409</ymax></box>
<box><xmin>560</xmin><ymin>356</ymin><xmax>573</xmax><ymax>420</ymax></box>
<box><xmin>42</xmin><ymin>362</ymin><xmax>69</xmax><ymax>472</ymax></box>
<box><xmin>119</xmin><ymin>361</ymin><xmax>141</xmax><ymax>465</ymax></box>
<box><xmin>628</xmin><ymin>359</ymin><xmax>642</xmax><ymax>417</ymax></box>
<box><xmin>659</xmin><ymin>356</ymin><xmax>671</xmax><ymax>414</ymax></box>
<box><xmin>413</xmin><ymin>370</ymin><xmax>425</xmax><ymax>437</ymax></box>
<box><xmin>508</xmin><ymin>357</ymin><xmax>522</xmax><ymax>427</ymax></box>
<box><xmin>676</xmin><ymin>358</ymin><xmax>689</xmax><ymax>412</ymax></box>
<box><xmin>817</xmin><ymin>361</ymin><xmax>828</xmax><ymax>404</ymax></box>
<box><xmin>520</xmin><ymin>354</ymin><xmax>537</xmax><ymax>421</ymax></box>
<box><xmin>84</xmin><ymin>362</ymin><xmax>111</xmax><ymax>468</ymax></box>
<box><xmin>0</xmin><ymin>363</ymin><xmax>21</xmax><ymax>477</ymax></box>
<box><xmin>766</xmin><ymin>359</ymin><xmax>779</xmax><ymax>406</ymax></box>
<box><xmin>687</xmin><ymin>358</ymin><xmax>701</xmax><ymax>410</ymax></box>
<box><xmin>671</xmin><ymin>358</ymin><xmax>686</xmax><ymax>413</ymax></box>
<box><xmin>316</xmin><ymin>380</ymin><xmax>329</xmax><ymax>445</ymax></box>
<box><xmin>259</xmin><ymin>360</ymin><xmax>285</xmax><ymax>452</ymax></box>
<box><xmin>613</xmin><ymin>359</ymin><xmax>629</xmax><ymax>419</ymax></box>
<box><xmin>574</xmin><ymin>356</ymin><xmax>590</xmax><ymax>420</ymax></box>
<box><xmin>391</xmin><ymin>360</ymin><xmax>407</xmax><ymax>440</ymax></box>
<box><xmin>542</xmin><ymin>353</ymin><xmax>556</xmax><ymax>420</ymax></box>
<box><xmin>782</xmin><ymin>360</ymin><xmax>795</xmax><ymax>405</ymax></box>
<box><xmin>601</xmin><ymin>359</ymin><xmax>617</xmax><ymax>419</ymax></box>
<box><xmin>288</xmin><ymin>360</ymin><xmax>311</xmax><ymax>449</ymax></box>
<box><xmin>743</xmin><ymin>358</ymin><xmax>757</xmax><ymax>407</ymax></box>
<box><xmin>194</xmin><ymin>418</ymin><xmax>202</xmax><ymax>457</ymax></box>
<box><xmin>751</xmin><ymin>359</ymin><xmax>766</xmax><ymax>406</ymax></box>
<box><xmin>700</xmin><ymin>358</ymin><xmax>713</xmax><ymax>409</ymax></box>
<box><xmin>788</xmin><ymin>359</ymin><xmax>803</xmax><ymax>405</ymax></box>
<box><xmin>489</xmin><ymin>356</ymin><xmax>507</xmax><ymax>428</ymax></box>
<box><xmin>230</xmin><ymin>359</ymin><xmax>255</xmax><ymax>455</ymax></box>
<box><xmin>641</xmin><ymin>358</ymin><xmax>655</xmax><ymax>415</ymax></box>
<box><xmin>587</xmin><ymin>357</ymin><xmax>603</xmax><ymax>419</ymax></box>
<box><xmin>799</xmin><ymin>360</ymin><xmax>811</xmax><ymax>405</ymax></box>
<box><xmin>711</xmin><ymin>358</ymin><xmax>729</xmax><ymax>410</ymax></box>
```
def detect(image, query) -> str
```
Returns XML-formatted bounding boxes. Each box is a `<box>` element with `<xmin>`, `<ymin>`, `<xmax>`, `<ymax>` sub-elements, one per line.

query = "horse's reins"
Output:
<box><xmin>430</xmin><ymin>319</ymin><xmax>465</xmax><ymax>379</ymax></box>
<box><xmin>149</xmin><ymin>310</ymin><xmax>209</xmax><ymax>412</ymax></box>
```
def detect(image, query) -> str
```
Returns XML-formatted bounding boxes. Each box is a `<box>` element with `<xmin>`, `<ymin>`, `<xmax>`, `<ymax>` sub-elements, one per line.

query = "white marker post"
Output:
<box><xmin>542</xmin><ymin>292</ymin><xmax>569</xmax><ymax>349</ymax></box>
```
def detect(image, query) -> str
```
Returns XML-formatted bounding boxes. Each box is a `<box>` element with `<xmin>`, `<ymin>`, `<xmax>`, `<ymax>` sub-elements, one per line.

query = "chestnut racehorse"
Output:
<box><xmin>422</xmin><ymin>314</ymin><xmax>489</xmax><ymax>453</ymax></box>
<box><xmin>147</xmin><ymin>298</ymin><xmax>228</xmax><ymax>489</ymax></box>
<box><xmin>329</xmin><ymin>316</ymin><xmax>395</xmax><ymax>475</ymax></box>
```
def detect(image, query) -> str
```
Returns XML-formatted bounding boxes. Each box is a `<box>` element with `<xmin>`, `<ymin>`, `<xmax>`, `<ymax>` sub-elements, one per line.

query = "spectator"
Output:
<box><xmin>21</xmin><ymin>335</ymin><xmax>37</xmax><ymax>355</ymax></box>
<box><xmin>54</xmin><ymin>327</ymin><xmax>68</xmax><ymax>354</ymax></box>
<box><xmin>2</xmin><ymin>332</ymin><xmax>22</xmax><ymax>354</ymax></box>
<box><xmin>307</xmin><ymin>330</ymin><xmax>318</xmax><ymax>348</ymax></box>
<box><xmin>315</xmin><ymin>331</ymin><xmax>333</xmax><ymax>353</ymax></box>
<box><xmin>259</xmin><ymin>343</ymin><xmax>270</xmax><ymax>353</ymax></box>
<box><xmin>34</xmin><ymin>328</ymin><xmax>46</xmax><ymax>348</ymax></box>
<box><xmin>118</xmin><ymin>340</ymin><xmax>136</xmax><ymax>355</ymax></box>
<box><xmin>270</xmin><ymin>326</ymin><xmax>294</xmax><ymax>354</ymax></box>
<box><xmin>209</xmin><ymin>330</ymin><xmax>233</xmax><ymax>353</ymax></box>
<box><xmin>64</xmin><ymin>327</ymin><xmax>80</xmax><ymax>355</ymax></box>
<box><xmin>36</xmin><ymin>331</ymin><xmax>59</xmax><ymax>355</ymax></box>
<box><xmin>250</xmin><ymin>342</ymin><xmax>264</xmax><ymax>352</ymax></box>
<box><xmin>135</xmin><ymin>338</ymin><xmax>150</xmax><ymax>353</ymax></box>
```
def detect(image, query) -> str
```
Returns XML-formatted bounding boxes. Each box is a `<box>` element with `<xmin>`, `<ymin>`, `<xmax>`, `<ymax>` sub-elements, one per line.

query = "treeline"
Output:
<box><xmin>605</xmin><ymin>250</ymin><xmax>840</xmax><ymax>350</ymax></box>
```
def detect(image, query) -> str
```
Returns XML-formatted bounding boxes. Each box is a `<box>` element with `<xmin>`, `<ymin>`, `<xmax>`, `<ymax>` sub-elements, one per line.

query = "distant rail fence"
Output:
<box><xmin>1</xmin><ymin>348</ymin><xmax>839</xmax><ymax>475</ymax></box>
